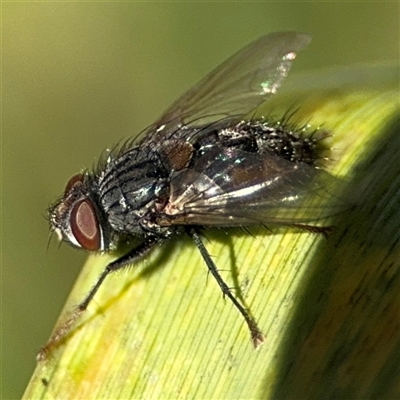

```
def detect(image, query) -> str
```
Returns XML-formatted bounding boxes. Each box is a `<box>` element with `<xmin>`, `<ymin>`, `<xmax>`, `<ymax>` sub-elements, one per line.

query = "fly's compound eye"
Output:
<box><xmin>64</xmin><ymin>173</ymin><xmax>84</xmax><ymax>194</ymax></box>
<box><xmin>70</xmin><ymin>199</ymin><xmax>101</xmax><ymax>251</ymax></box>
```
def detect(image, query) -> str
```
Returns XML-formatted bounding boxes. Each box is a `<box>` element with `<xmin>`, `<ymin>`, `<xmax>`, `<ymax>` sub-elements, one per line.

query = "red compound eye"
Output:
<box><xmin>64</xmin><ymin>173</ymin><xmax>84</xmax><ymax>195</ymax></box>
<box><xmin>70</xmin><ymin>199</ymin><xmax>101</xmax><ymax>251</ymax></box>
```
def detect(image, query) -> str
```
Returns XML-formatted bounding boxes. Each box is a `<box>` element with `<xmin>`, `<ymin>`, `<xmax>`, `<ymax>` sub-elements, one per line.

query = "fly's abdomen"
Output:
<box><xmin>217</xmin><ymin>119</ymin><xmax>327</xmax><ymax>166</ymax></box>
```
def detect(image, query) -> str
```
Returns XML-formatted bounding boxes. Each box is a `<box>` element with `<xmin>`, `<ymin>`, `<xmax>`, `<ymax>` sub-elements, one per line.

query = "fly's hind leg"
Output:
<box><xmin>291</xmin><ymin>223</ymin><xmax>334</xmax><ymax>238</ymax></box>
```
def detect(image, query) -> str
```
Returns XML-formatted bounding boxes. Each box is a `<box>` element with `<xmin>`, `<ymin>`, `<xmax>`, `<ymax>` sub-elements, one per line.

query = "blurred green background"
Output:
<box><xmin>2</xmin><ymin>3</ymin><xmax>398</xmax><ymax>398</ymax></box>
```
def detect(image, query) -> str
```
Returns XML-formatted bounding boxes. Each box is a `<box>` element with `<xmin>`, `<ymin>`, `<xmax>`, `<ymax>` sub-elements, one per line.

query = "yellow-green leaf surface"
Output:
<box><xmin>24</xmin><ymin>66</ymin><xmax>399</xmax><ymax>400</ymax></box>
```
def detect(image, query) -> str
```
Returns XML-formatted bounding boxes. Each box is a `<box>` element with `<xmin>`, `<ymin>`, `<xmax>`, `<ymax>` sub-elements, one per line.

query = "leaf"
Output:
<box><xmin>24</xmin><ymin>65</ymin><xmax>399</xmax><ymax>400</ymax></box>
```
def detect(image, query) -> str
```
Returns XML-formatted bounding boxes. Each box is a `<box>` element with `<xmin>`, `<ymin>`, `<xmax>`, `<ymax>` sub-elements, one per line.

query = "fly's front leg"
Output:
<box><xmin>187</xmin><ymin>228</ymin><xmax>265</xmax><ymax>348</ymax></box>
<box><xmin>38</xmin><ymin>235</ymin><xmax>163</xmax><ymax>361</ymax></box>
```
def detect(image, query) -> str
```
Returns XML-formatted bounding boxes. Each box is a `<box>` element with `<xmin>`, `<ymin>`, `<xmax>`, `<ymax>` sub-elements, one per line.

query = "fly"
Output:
<box><xmin>41</xmin><ymin>31</ymin><xmax>343</xmax><ymax>359</ymax></box>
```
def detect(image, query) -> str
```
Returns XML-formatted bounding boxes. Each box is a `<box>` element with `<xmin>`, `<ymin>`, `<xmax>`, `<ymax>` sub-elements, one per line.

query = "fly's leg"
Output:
<box><xmin>38</xmin><ymin>235</ymin><xmax>163</xmax><ymax>361</ymax></box>
<box><xmin>291</xmin><ymin>223</ymin><xmax>334</xmax><ymax>238</ymax></box>
<box><xmin>188</xmin><ymin>228</ymin><xmax>265</xmax><ymax>348</ymax></box>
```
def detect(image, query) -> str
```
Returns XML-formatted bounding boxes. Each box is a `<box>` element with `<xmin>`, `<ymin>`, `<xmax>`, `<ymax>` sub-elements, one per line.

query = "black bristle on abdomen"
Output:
<box><xmin>218</xmin><ymin>118</ymin><xmax>329</xmax><ymax>166</ymax></box>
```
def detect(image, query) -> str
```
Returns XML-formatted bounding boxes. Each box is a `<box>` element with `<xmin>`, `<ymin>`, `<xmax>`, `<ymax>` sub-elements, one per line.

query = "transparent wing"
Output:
<box><xmin>139</xmin><ymin>32</ymin><xmax>311</xmax><ymax>145</ymax></box>
<box><xmin>160</xmin><ymin>147</ymin><xmax>345</xmax><ymax>227</ymax></box>
<box><xmin>155</xmin><ymin>32</ymin><xmax>310</xmax><ymax>129</ymax></box>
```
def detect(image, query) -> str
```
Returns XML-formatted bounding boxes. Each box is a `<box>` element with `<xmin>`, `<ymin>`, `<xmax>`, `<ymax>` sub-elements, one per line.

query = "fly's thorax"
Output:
<box><xmin>98</xmin><ymin>145</ymin><xmax>170</xmax><ymax>234</ymax></box>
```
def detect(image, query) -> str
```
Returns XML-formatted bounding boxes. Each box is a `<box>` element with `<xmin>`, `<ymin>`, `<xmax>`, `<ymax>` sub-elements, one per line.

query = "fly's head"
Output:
<box><xmin>49</xmin><ymin>173</ymin><xmax>111</xmax><ymax>252</ymax></box>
